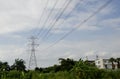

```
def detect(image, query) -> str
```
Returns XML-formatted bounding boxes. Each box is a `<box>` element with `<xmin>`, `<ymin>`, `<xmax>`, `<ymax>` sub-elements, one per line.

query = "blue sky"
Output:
<box><xmin>0</xmin><ymin>0</ymin><xmax>120</xmax><ymax>68</ymax></box>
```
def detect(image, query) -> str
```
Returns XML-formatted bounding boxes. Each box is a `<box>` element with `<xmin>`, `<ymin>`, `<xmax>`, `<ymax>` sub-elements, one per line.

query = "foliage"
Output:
<box><xmin>35</xmin><ymin>58</ymin><xmax>76</xmax><ymax>73</ymax></box>
<box><xmin>72</xmin><ymin>59</ymin><xmax>104</xmax><ymax>79</ymax></box>
<box><xmin>0</xmin><ymin>58</ymin><xmax>120</xmax><ymax>79</ymax></box>
<box><xmin>109</xmin><ymin>57</ymin><xmax>116</xmax><ymax>69</ymax></box>
<box><xmin>116</xmin><ymin>58</ymin><xmax>120</xmax><ymax>69</ymax></box>
<box><xmin>58</xmin><ymin>58</ymin><xmax>76</xmax><ymax>71</ymax></box>
<box><xmin>11</xmin><ymin>59</ymin><xmax>26</xmax><ymax>71</ymax></box>
<box><xmin>0</xmin><ymin>61</ymin><xmax>10</xmax><ymax>71</ymax></box>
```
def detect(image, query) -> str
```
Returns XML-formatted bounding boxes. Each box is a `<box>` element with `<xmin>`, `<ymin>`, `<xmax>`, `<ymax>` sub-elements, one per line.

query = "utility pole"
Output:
<box><xmin>28</xmin><ymin>36</ymin><xmax>39</xmax><ymax>70</ymax></box>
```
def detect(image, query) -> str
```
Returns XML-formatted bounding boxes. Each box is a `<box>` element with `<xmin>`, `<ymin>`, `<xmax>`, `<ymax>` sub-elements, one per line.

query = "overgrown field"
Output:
<box><xmin>0</xmin><ymin>58</ymin><xmax>120</xmax><ymax>79</ymax></box>
<box><xmin>0</xmin><ymin>70</ymin><xmax>120</xmax><ymax>79</ymax></box>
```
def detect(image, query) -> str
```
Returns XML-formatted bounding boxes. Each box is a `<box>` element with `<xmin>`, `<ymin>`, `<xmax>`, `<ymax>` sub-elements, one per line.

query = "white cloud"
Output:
<box><xmin>0</xmin><ymin>32</ymin><xmax>120</xmax><ymax>67</ymax></box>
<box><xmin>101</xmin><ymin>18</ymin><xmax>120</xmax><ymax>29</ymax></box>
<box><xmin>0</xmin><ymin>45</ymin><xmax>25</xmax><ymax>65</ymax></box>
<box><xmin>0</xmin><ymin>0</ymin><xmax>114</xmax><ymax>35</ymax></box>
<box><xmin>0</xmin><ymin>0</ymin><xmax>119</xmax><ymax>67</ymax></box>
<box><xmin>29</xmin><ymin>35</ymin><xmax>120</xmax><ymax>67</ymax></box>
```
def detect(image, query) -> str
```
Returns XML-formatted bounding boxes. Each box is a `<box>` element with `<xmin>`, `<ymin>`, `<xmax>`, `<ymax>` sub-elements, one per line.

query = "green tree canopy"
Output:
<box><xmin>11</xmin><ymin>59</ymin><xmax>26</xmax><ymax>71</ymax></box>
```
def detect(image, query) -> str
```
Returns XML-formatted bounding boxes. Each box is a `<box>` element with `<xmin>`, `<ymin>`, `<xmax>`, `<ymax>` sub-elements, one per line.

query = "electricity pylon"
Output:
<box><xmin>28</xmin><ymin>36</ymin><xmax>39</xmax><ymax>70</ymax></box>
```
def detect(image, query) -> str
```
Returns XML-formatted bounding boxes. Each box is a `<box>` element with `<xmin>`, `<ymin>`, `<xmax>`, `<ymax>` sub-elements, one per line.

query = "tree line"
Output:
<box><xmin>0</xmin><ymin>59</ymin><xmax>25</xmax><ymax>71</ymax></box>
<box><xmin>0</xmin><ymin>57</ymin><xmax>120</xmax><ymax>79</ymax></box>
<box><xmin>0</xmin><ymin>57</ymin><xmax>120</xmax><ymax>72</ymax></box>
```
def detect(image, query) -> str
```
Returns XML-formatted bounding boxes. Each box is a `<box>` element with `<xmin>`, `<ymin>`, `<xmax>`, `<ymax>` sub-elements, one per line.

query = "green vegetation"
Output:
<box><xmin>0</xmin><ymin>58</ymin><xmax>120</xmax><ymax>79</ymax></box>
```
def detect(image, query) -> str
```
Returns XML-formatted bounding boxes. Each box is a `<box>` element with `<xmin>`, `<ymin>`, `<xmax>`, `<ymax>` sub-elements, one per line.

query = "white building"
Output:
<box><xmin>95</xmin><ymin>58</ymin><xmax>117</xmax><ymax>69</ymax></box>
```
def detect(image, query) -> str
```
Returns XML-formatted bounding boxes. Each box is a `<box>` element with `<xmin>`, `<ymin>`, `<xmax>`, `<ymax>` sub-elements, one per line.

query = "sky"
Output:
<box><xmin>0</xmin><ymin>0</ymin><xmax>120</xmax><ymax>68</ymax></box>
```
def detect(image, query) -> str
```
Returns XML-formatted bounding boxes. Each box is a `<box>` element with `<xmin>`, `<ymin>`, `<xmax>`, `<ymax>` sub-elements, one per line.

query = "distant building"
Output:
<box><xmin>95</xmin><ymin>58</ymin><xmax>118</xmax><ymax>69</ymax></box>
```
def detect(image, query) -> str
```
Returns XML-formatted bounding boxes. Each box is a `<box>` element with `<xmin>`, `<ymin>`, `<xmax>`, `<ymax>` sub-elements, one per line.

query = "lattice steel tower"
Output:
<box><xmin>28</xmin><ymin>36</ymin><xmax>38</xmax><ymax>69</ymax></box>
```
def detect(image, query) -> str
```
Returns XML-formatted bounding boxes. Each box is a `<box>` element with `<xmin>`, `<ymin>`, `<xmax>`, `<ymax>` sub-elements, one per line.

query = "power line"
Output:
<box><xmin>33</xmin><ymin>0</ymin><xmax>49</xmax><ymax>36</ymax></box>
<box><xmin>40</xmin><ymin>0</ymin><xmax>73</xmax><ymax>39</ymax></box>
<box><xmin>36</xmin><ymin>0</ymin><xmax>59</xmax><ymax>37</ymax></box>
<box><xmin>37</xmin><ymin>0</ymin><xmax>69</xmax><ymax>38</ymax></box>
<box><xmin>46</xmin><ymin>0</ymin><xmax>84</xmax><ymax>39</ymax></box>
<box><xmin>39</xmin><ymin>0</ymin><xmax>112</xmax><ymax>52</ymax></box>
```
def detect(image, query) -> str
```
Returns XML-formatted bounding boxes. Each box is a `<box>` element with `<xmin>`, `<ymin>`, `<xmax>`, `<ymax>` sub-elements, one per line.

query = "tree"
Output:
<box><xmin>109</xmin><ymin>58</ymin><xmax>115</xmax><ymax>69</ymax></box>
<box><xmin>58</xmin><ymin>58</ymin><xmax>76</xmax><ymax>71</ymax></box>
<box><xmin>72</xmin><ymin>59</ymin><xmax>102</xmax><ymax>79</ymax></box>
<box><xmin>116</xmin><ymin>58</ymin><xmax>120</xmax><ymax>69</ymax></box>
<box><xmin>0</xmin><ymin>61</ymin><xmax>3</xmax><ymax>71</ymax></box>
<box><xmin>0</xmin><ymin>61</ymin><xmax>10</xmax><ymax>71</ymax></box>
<box><xmin>1</xmin><ymin>62</ymin><xmax>10</xmax><ymax>71</ymax></box>
<box><xmin>11</xmin><ymin>59</ymin><xmax>26</xmax><ymax>71</ymax></box>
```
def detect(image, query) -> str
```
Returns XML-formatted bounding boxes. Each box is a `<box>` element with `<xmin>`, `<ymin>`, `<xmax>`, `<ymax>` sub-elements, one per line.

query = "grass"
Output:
<box><xmin>0</xmin><ymin>69</ymin><xmax>120</xmax><ymax>79</ymax></box>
